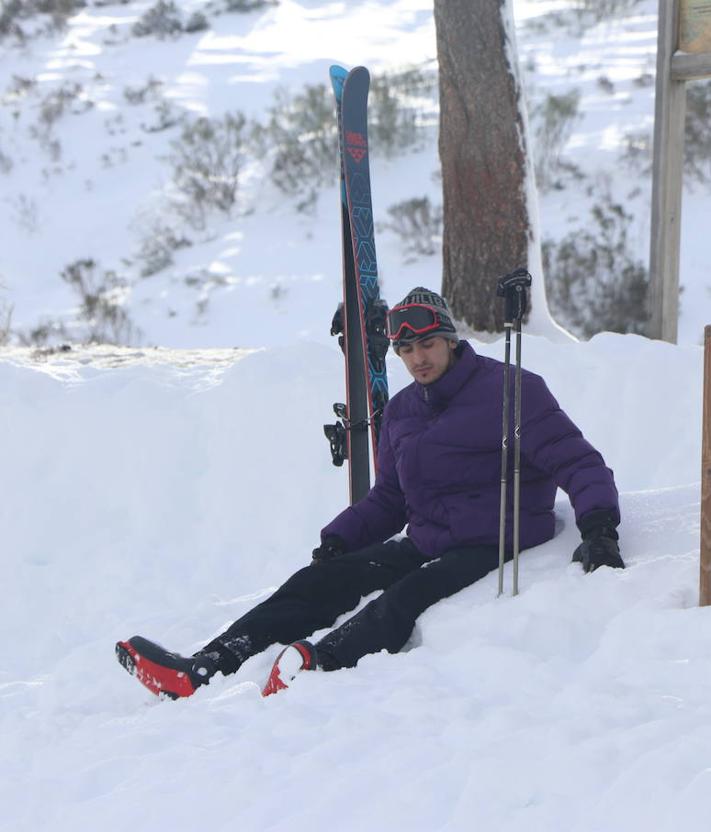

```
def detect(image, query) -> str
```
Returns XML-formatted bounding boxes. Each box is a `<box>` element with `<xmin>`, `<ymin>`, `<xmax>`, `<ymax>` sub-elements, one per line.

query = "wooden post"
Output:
<box><xmin>650</xmin><ymin>1</ymin><xmax>711</xmax><ymax>343</ymax></box>
<box><xmin>649</xmin><ymin>0</ymin><xmax>686</xmax><ymax>343</ymax></box>
<box><xmin>672</xmin><ymin>51</ymin><xmax>711</xmax><ymax>78</ymax></box>
<box><xmin>701</xmin><ymin>325</ymin><xmax>711</xmax><ymax>606</ymax></box>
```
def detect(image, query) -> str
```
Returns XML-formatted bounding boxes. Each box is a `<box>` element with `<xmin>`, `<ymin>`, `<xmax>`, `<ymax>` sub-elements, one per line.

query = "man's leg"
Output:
<box><xmin>202</xmin><ymin>538</ymin><xmax>428</xmax><ymax>673</ymax></box>
<box><xmin>314</xmin><ymin>544</ymin><xmax>500</xmax><ymax>670</ymax></box>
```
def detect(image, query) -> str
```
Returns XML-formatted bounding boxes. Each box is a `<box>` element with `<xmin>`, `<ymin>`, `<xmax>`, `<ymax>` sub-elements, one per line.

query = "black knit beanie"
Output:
<box><xmin>391</xmin><ymin>287</ymin><xmax>458</xmax><ymax>351</ymax></box>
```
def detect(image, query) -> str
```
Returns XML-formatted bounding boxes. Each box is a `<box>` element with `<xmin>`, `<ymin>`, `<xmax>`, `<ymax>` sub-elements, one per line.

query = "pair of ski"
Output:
<box><xmin>324</xmin><ymin>65</ymin><xmax>389</xmax><ymax>505</ymax></box>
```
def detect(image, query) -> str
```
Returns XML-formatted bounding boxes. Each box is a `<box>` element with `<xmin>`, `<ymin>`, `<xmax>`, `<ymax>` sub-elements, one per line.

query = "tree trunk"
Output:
<box><xmin>434</xmin><ymin>0</ymin><xmax>530</xmax><ymax>333</ymax></box>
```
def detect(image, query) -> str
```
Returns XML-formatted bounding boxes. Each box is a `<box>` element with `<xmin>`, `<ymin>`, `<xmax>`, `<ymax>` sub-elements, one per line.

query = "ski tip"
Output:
<box><xmin>329</xmin><ymin>64</ymin><xmax>349</xmax><ymax>99</ymax></box>
<box><xmin>340</xmin><ymin>66</ymin><xmax>371</xmax><ymax>98</ymax></box>
<box><xmin>331</xmin><ymin>65</ymin><xmax>369</xmax><ymax>74</ymax></box>
<box><xmin>347</xmin><ymin>66</ymin><xmax>370</xmax><ymax>81</ymax></box>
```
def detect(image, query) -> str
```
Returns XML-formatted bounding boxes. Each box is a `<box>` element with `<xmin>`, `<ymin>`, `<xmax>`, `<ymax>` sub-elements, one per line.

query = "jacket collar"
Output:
<box><xmin>415</xmin><ymin>341</ymin><xmax>478</xmax><ymax>408</ymax></box>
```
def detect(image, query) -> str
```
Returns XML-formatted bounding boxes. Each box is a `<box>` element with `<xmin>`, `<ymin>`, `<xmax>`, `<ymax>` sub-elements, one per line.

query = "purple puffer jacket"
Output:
<box><xmin>322</xmin><ymin>341</ymin><xmax>619</xmax><ymax>558</ymax></box>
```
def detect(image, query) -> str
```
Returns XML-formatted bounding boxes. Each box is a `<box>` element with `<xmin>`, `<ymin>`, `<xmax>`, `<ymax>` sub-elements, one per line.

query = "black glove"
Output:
<box><xmin>573</xmin><ymin>510</ymin><xmax>625</xmax><ymax>573</ymax></box>
<box><xmin>311</xmin><ymin>535</ymin><xmax>346</xmax><ymax>564</ymax></box>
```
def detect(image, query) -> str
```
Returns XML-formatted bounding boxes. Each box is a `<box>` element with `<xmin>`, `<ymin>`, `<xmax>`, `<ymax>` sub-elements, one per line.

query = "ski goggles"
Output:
<box><xmin>386</xmin><ymin>303</ymin><xmax>443</xmax><ymax>341</ymax></box>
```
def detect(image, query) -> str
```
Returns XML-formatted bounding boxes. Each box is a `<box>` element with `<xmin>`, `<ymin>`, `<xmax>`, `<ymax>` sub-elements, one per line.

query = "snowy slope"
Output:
<box><xmin>1</xmin><ymin>334</ymin><xmax>708</xmax><ymax>831</ymax></box>
<box><xmin>0</xmin><ymin>0</ymin><xmax>441</xmax><ymax>347</ymax></box>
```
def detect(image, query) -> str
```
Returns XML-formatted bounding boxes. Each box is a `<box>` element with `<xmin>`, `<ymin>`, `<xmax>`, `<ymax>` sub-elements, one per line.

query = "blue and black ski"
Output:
<box><xmin>324</xmin><ymin>65</ymin><xmax>389</xmax><ymax>505</ymax></box>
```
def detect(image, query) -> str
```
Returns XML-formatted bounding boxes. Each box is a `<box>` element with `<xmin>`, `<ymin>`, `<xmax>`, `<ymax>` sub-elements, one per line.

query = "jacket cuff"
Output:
<box><xmin>577</xmin><ymin>509</ymin><xmax>620</xmax><ymax>540</ymax></box>
<box><xmin>321</xmin><ymin>534</ymin><xmax>347</xmax><ymax>554</ymax></box>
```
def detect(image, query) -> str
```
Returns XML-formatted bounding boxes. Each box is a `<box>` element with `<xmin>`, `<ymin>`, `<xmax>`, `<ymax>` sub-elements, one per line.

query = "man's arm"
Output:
<box><xmin>519</xmin><ymin>373</ymin><xmax>621</xmax><ymax>530</ymax></box>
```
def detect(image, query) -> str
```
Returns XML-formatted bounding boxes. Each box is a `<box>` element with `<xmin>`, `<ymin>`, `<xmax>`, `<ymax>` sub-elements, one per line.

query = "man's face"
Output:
<box><xmin>398</xmin><ymin>336</ymin><xmax>457</xmax><ymax>384</ymax></box>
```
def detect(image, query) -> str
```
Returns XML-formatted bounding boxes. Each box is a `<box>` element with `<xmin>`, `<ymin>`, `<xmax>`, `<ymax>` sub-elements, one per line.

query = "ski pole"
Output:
<box><xmin>496</xmin><ymin>269</ymin><xmax>532</xmax><ymax>597</ymax></box>
<box><xmin>512</xmin><ymin>312</ymin><xmax>524</xmax><ymax>596</ymax></box>
<box><xmin>497</xmin><ymin>316</ymin><xmax>512</xmax><ymax>598</ymax></box>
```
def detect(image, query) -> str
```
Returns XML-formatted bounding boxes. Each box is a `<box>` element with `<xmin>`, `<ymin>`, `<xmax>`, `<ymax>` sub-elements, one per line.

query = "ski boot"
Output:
<box><xmin>261</xmin><ymin>640</ymin><xmax>316</xmax><ymax>697</ymax></box>
<box><xmin>116</xmin><ymin>636</ymin><xmax>218</xmax><ymax>700</ymax></box>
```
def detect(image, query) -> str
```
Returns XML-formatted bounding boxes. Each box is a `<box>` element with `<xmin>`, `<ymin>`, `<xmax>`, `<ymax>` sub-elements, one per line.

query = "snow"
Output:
<box><xmin>1</xmin><ymin>333</ymin><xmax>708</xmax><ymax>831</ymax></box>
<box><xmin>1</xmin><ymin>2</ymin><xmax>710</xmax><ymax>829</ymax></box>
<box><xmin>0</xmin><ymin>0</ymin><xmax>709</xmax><ymax>347</ymax></box>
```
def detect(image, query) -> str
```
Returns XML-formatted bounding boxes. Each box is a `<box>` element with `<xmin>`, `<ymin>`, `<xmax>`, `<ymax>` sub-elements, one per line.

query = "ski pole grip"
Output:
<box><xmin>496</xmin><ymin>268</ymin><xmax>532</xmax><ymax>323</ymax></box>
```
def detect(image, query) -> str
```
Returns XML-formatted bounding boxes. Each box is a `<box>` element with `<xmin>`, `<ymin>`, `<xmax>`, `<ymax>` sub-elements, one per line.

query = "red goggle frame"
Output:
<box><xmin>386</xmin><ymin>303</ymin><xmax>441</xmax><ymax>341</ymax></box>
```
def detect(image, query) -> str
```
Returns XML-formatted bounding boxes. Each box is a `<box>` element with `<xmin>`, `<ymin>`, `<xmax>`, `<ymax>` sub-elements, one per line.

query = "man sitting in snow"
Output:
<box><xmin>116</xmin><ymin>287</ymin><xmax>623</xmax><ymax>700</ymax></box>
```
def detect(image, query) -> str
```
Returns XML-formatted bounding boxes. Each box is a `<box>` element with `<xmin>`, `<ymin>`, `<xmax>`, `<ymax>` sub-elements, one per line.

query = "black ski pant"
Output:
<box><xmin>203</xmin><ymin>538</ymin><xmax>500</xmax><ymax>674</ymax></box>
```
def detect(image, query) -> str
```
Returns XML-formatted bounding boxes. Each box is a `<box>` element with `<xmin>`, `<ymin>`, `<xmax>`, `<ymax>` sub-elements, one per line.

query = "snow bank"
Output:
<box><xmin>0</xmin><ymin>334</ymin><xmax>708</xmax><ymax>831</ymax></box>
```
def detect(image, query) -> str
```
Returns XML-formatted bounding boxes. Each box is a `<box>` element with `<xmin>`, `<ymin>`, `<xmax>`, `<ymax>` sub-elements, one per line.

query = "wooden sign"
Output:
<box><xmin>679</xmin><ymin>0</ymin><xmax>711</xmax><ymax>53</ymax></box>
<box><xmin>652</xmin><ymin>4</ymin><xmax>711</xmax><ymax>607</ymax></box>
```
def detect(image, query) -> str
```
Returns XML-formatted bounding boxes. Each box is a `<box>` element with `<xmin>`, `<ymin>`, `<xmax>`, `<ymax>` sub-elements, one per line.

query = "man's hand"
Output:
<box><xmin>311</xmin><ymin>535</ymin><xmax>346</xmax><ymax>564</ymax></box>
<box><xmin>573</xmin><ymin>535</ymin><xmax>625</xmax><ymax>573</ymax></box>
<box><xmin>573</xmin><ymin>510</ymin><xmax>625</xmax><ymax>573</ymax></box>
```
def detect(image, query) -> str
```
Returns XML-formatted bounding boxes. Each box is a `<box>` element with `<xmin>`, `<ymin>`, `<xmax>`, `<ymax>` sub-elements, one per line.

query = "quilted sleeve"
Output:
<box><xmin>519</xmin><ymin>373</ymin><xmax>620</xmax><ymax>527</ymax></box>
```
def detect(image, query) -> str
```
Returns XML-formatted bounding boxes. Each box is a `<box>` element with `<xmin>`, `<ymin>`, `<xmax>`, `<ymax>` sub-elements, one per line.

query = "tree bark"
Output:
<box><xmin>434</xmin><ymin>0</ymin><xmax>530</xmax><ymax>332</ymax></box>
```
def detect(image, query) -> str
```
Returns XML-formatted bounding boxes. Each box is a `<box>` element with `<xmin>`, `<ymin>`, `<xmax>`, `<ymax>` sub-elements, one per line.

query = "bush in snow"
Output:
<box><xmin>531</xmin><ymin>88</ymin><xmax>583</xmax><ymax>191</ymax></box>
<box><xmin>15</xmin><ymin>259</ymin><xmax>138</xmax><ymax>347</ymax></box>
<box><xmin>575</xmin><ymin>0</ymin><xmax>644</xmax><ymax>21</ymax></box>
<box><xmin>619</xmin><ymin>129</ymin><xmax>652</xmax><ymax>175</ymax></box>
<box><xmin>369</xmin><ymin>66</ymin><xmax>436</xmax><ymax>158</ymax></box>
<box><xmin>0</xmin><ymin>0</ymin><xmax>84</xmax><ymax>40</ymax></box>
<box><xmin>35</xmin><ymin>0</ymin><xmax>84</xmax><ymax>17</ymax></box>
<box><xmin>29</xmin><ymin>82</ymin><xmax>93</xmax><ymax>159</ymax></box>
<box><xmin>619</xmin><ymin>80</ymin><xmax>711</xmax><ymax>187</ymax></box>
<box><xmin>380</xmin><ymin>196</ymin><xmax>442</xmax><ymax>262</ymax></box>
<box><xmin>132</xmin><ymin>1</ymin><xmax>183</xmax><ymax>39</ymax></box>
<box><xmin>0</xmin><ymin>297</ymin><xmax>12</xmax><ymax>346</ymax></box>
<box><xmin>0</xmin><ymin>141</ymin><xmax>12</xmax><ymax>174</ymax></box>
<box><xmin>17</xmin><ymin>319</ymin><xmax>70</xmax><ymax>348</ymax></box>
<box><xmin>254</xmin><ymin>83</ymin><xmax>337</xmax><ymax>211</ymax></box>
<box><xmin>255</xmin><ymin>68</ymin><xmax>435</xmax><ymax>210</ymax></box>
<box><xmin>633</xmin><ymin>71</ymin><xmax>654</xmax><ymax>88</ymax></box>
<box><xmin>4</xmin><ymin>74</ymin><xmax>38</xmax><ymax>104</ymax></box>
<box><xmin>11</xmin><ymin>195</ymin><xmax>39</xmax><ymax>234</ymax></box>
<box><xmin>38</xmin><ymin>82</ymin><xmax>90</xmax><ymax>127</ymax></box>
<box><xmin>596</xmin><ymin>75</ymin><xmax>615</xmax><ymax>95</ymax></box>
<box><xmin>223</xmin><ymin>0</ymin><xmax>277</xmax><ymax>11</ymax></box>
<box><xmin>167</xmin><ymin>112</ymin><xmax>248</xmax><ymax>228</ymax></box>
<box><xmin>123</xmin><ymin>79</ymin><xmax>182</xmax><ymax>132</ymax></box>
<box><xmin>684</xmin><ymin>80</ymin><xmax>711</xmax><ymax>187</ymax></box>
<box><xmin>141</xmin><ymin>99</ymin><xmax>183</xmax><ymax>133</ymax></box>
<box><xmin>0</xmin><ymin>1</ymin><xmax>26</xmax><ymax>39</ymax></box>
<box><xmin>543</xmin><ymin>188</ymin><xmax>649</xmax><ymax>339</ymax></box>
<box><xmin>137</xmin><ymin>224</ymin><xmax>192</xmax><ymax>278</ymax></box>
<box><xmin>60</xmin><ymin>258</ymin><xmax>138</xmax><ymax>345</ymax></box>
<box><xmin>184</xmin><ymin>12</ymin><xmax>209</xmax><ymax>33</ymax></box>
<box><xmin>123</xmin><ymin>77</ymin><xmax>163</xmax><ymax>106</ymax></box>
<box><xmin>524</xmin><ymin>0</ymin><xmax>643</xmax><ymax>37</ymax></box>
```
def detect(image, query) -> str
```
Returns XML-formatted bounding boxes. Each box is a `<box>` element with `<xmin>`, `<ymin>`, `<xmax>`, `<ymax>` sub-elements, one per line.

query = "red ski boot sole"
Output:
<box><xmin>116</xmin><ymin>637</ymin><xmax>199</xmax><ymax>700</ymax></box>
